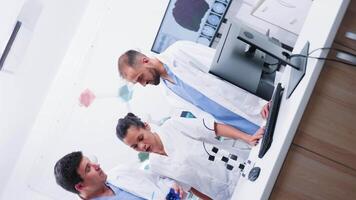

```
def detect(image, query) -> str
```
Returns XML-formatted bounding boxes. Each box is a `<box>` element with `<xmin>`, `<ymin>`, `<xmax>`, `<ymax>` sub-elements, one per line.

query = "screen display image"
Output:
<box><xmin>152</xmin><ymin>0</ymin><xmax>232</xmax><ymax>53</ymax></box>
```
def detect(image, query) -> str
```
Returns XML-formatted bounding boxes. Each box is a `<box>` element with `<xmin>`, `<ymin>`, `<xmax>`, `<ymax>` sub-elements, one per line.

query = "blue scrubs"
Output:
<box><xmin>92</xmin><ymin>182</ymin><xmax>145</xmax><ymax>200</ymax></box>
<box><xmin>162</xmin><ymin>64</ymin><xmax>259</xmax><ymax>135</ymax></box>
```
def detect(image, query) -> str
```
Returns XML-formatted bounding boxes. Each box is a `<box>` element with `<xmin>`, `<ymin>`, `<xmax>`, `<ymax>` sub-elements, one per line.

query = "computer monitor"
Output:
<box><xmin>151</xmin><ymin>0</ymin><xmax>233</xmax><ymax>53</ymax></box>
<box><xmin>258</xmin><ymin>83</ymin><xmax>284</xmax><ymax>158</ymax></box>
<box><xmin>210</xmin><ymin>20</ymin><xmax>277</xmax><ymax>100</ymax></box>
<box><xmin>210</xmin><ymin>20</ymin><xmax>309</xmax><ymax>99</ymax></box>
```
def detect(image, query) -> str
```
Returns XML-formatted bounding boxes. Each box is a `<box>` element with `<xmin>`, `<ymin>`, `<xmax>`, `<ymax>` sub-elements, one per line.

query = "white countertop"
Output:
<box><xmin>232</xmin><ymin>0</ymin><xmax>350</xmax><ymax>199</ymax></box>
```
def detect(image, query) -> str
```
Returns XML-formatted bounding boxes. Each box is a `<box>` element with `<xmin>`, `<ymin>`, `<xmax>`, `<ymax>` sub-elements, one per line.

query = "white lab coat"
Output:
<box><xmin>155</xmin><ymin>40</ymin><xmax>268</xmax><ymax>126</ymax></box>
<box><xmin>106</xmin><ymin>165</ymin><xmax>188</xmax><ymax>200</ymax></box>
<box><xmin>149</xmin><ymin>115</ymin><xmax>250</xmax><ymax>200</ymax></box>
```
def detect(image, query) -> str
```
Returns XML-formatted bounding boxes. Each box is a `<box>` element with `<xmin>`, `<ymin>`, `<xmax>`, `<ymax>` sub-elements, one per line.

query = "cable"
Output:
<box><xmin>290</xmin><ymin>53</ymin><xmax>356</xmax><ymax>67</ymax></box>
<box><xmin>308</xmin><ymin>47</ymin><xmax>356</xmax><ymax>57</ymax></box>
<box><xmin>265</xmin><ymin>47</ymin><xmax>356</xmax><ymax>67</ymax></box>
<box><xmin>308</xmin><ymin>47</ymin><xmax>332</xmax><ymax>55</ymax></box>
<box><xmin>202</xmin><ymin>118</ymin><xmax>215</xmax><ymax>131</ymax></box>
<box><xmin>202</xmin><ymin>142</ymin><xmax>213</xmax><ymax>156</ymax></box>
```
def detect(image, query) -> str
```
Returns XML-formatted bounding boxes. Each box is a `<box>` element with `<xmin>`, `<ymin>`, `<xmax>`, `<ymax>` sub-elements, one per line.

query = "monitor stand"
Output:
<box><xmin>287</xmin><ymin>42</ymin><xmax>309</xmax><ymax>98</ymax></box>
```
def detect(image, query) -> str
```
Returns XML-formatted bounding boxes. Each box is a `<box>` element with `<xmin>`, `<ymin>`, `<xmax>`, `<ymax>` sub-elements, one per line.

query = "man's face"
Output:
<box><xmin>75</xmin><ymin>156</ymin><xmax>107</xmax><ymax>193</ymax></box>
<box><xmin>123</xmin><ymin>125</ymin><xmax>161</xmax><ymax>154</ymax></box>
<box><xmin>121</xmin><ymin>64</ymin><xmax>161</xmax><ymax>87</ymax></box>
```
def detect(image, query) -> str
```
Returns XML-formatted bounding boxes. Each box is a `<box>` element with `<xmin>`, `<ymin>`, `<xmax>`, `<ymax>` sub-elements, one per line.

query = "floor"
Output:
<box><xmin>270</xmin><ymin>1</ymin><xmax>356</xmax><ymax>199</ymax></box>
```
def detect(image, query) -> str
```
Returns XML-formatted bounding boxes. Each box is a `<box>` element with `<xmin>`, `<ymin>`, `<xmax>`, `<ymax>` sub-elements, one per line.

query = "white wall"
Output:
<box><xmin>1</xmin><ymin>0</ymin><xmax>170</xmax><ymax>199</ymax></box>
<box><xmin>0</xmin><ymin>0</ymin><xmax>89</xmax><ymax>197</ymax></box>
<box><xmin>0</xmin><ymin>0</ymin><xmax>25</xmax><ymax>56</ymax></box>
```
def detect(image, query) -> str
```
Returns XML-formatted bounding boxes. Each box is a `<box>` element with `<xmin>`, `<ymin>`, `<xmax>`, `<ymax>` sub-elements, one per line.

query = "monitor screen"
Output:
<box><xmin>258</xmin><ymin>83</ymin><xmax>284</xmax><ymax>158</ymax></box>
<box><xmin>151</xmin><ymin>0</ymin><xmax>232</xmax><ymax>53</ymax></box>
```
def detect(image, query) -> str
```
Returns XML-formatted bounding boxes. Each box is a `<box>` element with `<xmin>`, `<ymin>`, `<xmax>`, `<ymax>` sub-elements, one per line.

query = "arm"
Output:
<box><xmin>171</xmin><ymin>115</ymin><xmax>263</xmax><ymax>145</ymax></box>
<box><xmin>190</xmin><ymin>187</ymin><xmax>212</xmax><ymax>200</ymax></box>
<box><xmin>214</xmin><ymin>122</ymin><xmax>264</xmax><ymax>146</ymax></box>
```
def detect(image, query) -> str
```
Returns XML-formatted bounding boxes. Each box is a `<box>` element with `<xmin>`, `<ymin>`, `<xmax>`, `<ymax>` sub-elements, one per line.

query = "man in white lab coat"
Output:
<box><xmin>117</xmin><ymin>40</ymin><xmax>269</xmax><ymax>136</ymax></box>
<box><xmin>116</xmin><ymin>112</ymin><xmax>264</xmax><ymax>200</ymax></box>
<box><xmin>54</xmin><ymin>151</ymin><xmax>186</xmax><ymax>200</ymax></box>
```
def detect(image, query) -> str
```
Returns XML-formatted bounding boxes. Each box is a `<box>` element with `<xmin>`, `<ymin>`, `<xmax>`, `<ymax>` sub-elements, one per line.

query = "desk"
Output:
<box><xmin>232</xmin><ymin>0</ymin><xmax>350</xmax><ymax>199</ymax></box>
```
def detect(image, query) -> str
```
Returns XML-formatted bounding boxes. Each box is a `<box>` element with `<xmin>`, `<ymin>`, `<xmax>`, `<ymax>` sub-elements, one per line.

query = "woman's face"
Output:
<box><xmin>123</xmin><ymin>124</ymin><xmax>161</xmax><ymax>154</ymax></box>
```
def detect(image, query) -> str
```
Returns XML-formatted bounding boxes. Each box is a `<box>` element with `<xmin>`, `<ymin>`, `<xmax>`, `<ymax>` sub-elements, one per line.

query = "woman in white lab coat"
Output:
<box><xmin>116</xmin><ymin>112</ymin><xmax>264</xmax><ymax>200</ymax></box>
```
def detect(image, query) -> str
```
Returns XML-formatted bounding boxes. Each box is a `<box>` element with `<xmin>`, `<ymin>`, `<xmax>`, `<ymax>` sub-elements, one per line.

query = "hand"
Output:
<box><xmin>260</xmin><ymin>101</ymin><xmax>271</xmax><ymax>119</ymax></box>
<box><xmin>172</xmin><ymin>183</ymin><xmax>185</xmax><ymax>199</ymax></box>
<box><xmin>246</xmin><ymin>127</ymin><xmax>264</xmax><ymax>146</ymax></box>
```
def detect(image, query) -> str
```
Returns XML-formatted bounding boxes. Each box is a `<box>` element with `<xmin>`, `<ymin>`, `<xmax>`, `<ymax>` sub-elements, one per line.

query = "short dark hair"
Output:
<box><xmin>54</xmin><ymin>151</ymin><xmax>83</xmax><ymax>194</ymax></box>
<box><xmin>116</xmin><ymin>112</ymin><xmax>145</xmax><ymax>141</ymax></box>
<box><xmin>118</xmin><ymin>50</ymin><xmax>145</xmax><ymax>77</ymax></box>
